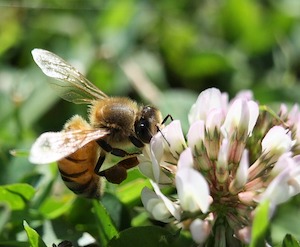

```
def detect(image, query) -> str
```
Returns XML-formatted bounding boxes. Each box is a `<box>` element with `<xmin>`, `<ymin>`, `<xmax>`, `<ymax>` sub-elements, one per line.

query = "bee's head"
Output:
<box><xmin>134</xmin><ymin>106</ymin><xmax>162</xmax><ymax>143</ymax></box>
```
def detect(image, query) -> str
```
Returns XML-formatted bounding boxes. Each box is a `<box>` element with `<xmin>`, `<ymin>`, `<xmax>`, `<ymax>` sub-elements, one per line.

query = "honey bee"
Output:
<box><xmin>29</xmin><ymin>49</ymin><xmax>165</xmax><ymax>198</ymax></box>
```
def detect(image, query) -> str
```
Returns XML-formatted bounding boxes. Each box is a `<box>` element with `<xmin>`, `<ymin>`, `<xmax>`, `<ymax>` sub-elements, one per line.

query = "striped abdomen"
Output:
<box><xmin>58</xmin><ymin>140</ymin><xmax>102</xmax><ymax>198</ymax></box>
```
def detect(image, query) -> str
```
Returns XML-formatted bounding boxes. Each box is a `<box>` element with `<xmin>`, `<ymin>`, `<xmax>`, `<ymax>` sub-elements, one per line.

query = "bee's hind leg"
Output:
<box><xmin>95</xmin><ymin>139</ymin><xmax>141</xmax><ymax>184</ymax></box>
<box><xmin>99</xmin><ymin>157</ymin><xmax>139</xmax><ymax>184</ymax></box>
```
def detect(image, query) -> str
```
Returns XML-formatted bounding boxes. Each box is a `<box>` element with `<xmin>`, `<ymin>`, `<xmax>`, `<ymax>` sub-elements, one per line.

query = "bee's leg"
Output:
<box><xmin>129</xmin><ymin>135</ymin><xmax>144</xmax><ymax>148</ymax></box>
<box><xmin>100</xmin><ymin>157</ymin><xmax>139</xmax><ymax>184</ymax></box>
<box><xmin>97</xmin><ymin>139</ymin><xmax>141</xmax><ymax>157</ymax></box>
<box><xmin>96</xmin><ymin>140</ymin><xmax>141</xmax><ymax>183</ymax></box>
<box><xmin>94</xmin><ymin>154</ymin><xmax>106</xmax><ymax>175</ymax></box>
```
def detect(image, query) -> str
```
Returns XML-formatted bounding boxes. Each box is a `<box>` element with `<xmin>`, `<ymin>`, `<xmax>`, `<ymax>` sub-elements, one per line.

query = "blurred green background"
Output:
<box><xmin>1</xmin><ymin>0</ymin><xmax>300</xmax><ymax>246</ymax></box>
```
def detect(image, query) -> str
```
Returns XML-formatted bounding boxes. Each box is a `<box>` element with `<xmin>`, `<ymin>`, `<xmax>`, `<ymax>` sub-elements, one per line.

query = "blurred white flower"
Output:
<box><xmin>261</xmin><ymin>126</ymin><xmax>294</xmax><ymax>156</ymax></box>
<box><xmin>190</xmin><ymin>217</ymin><xmax>213</xmax><ymax>244</ymax></box>
<box><xmin>141</xmin><ymin>187</ymin><xmax>173</xmax><ymax>222</ymax></box>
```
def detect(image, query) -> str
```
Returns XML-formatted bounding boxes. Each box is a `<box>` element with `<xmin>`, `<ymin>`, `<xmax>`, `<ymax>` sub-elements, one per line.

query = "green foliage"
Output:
<box><xmin>92</xmin><ymin>200</ymin><xmax>118</xmax><ymax>246</ymax></box>
<box><xmin>1</xmin><ymin>0</ymin><xmax>300</xmax><ymax>246</ymax></box>
<box><xmin>282</xmin><ymin>234</ymin><xmax>300</xmax><ymax>247</ymax></box>
<box><xmin>250</xmin><ymin>200</ymin><xmax>270</xmax><ymax>247</ymax></box>
<box><xmin>271</xmin><ymin>195</ymin><xmax>300</xmax><ymax>245</ymax></box>
<box><xmin>23</xmin><ymin>221</ymin><xmax>47</xmax><ymax>247</ymax></box>
<box><xmin>0</xmin><ymin>184</ymin><xmax>35</xmax><ymax>210</ymax></box>
<box><xmin>108</xmin><ymin>226</ymin><xmax>180</xmax><ymax>247</ymax></box>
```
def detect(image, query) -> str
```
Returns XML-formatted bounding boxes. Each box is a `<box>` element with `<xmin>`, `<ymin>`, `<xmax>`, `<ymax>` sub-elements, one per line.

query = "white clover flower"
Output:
<box><xmin>138</xmin><ymin>87</ymin><xmax>300</xmax><ymax>245</ymax></box>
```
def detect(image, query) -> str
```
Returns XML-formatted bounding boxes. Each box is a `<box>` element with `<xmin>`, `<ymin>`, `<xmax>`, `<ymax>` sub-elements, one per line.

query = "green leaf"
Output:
<box><xmin>282</xmin><ymin>234</ymin><xmax>300</xmax><ymax>247</ymax></box>
<box><xmin>0</xmin><ymin>204</ymin><xmax>10</xmax><ymax>233</ymax></box>
<box><xmin>39</xmin><ymin>196</ymin><xmax>75</xmax><ymax>219</ymax></box>
<box><xmin>220</xmin><ymin>0</ymin><xmax>274</xmax><ymax>53</ymax></box>
<box><xmin>116</xmin><ymin>170</ymin><xmax>151</xmax><ymax>207</ymax></box>
<box><xmin>23</xmin><ymin>221</ymin><xmax>47</xmax><ymax>247</ymax></box>
<box><xmin>183</xmin><ymin>52</ymin><xmax>231</xmax><ymax>79</ymax></box>
<box><xmin>250</xmin><ymin>200</ymin><xmax>270</xmax><ymax>247</ymax></box>
<box><xmin>101</xmin><ymin>193</ymin><xmax>130</xmax><ymax>230</ymax></box>
<box><xmin>0</xmin><ymin>241</ymin><xmax>29</xmax><ymax>247</ymax></box>
<box><xmin>108</xmin><ymin>226</ymin><xmax>179</xmax><ymax>247</ymax></box>
<box><xmin>0</xmin><ymin>184</ymin><xmax>35</xmax><ymax>210</ymax></box>
<box><xmin>271</xmin><ymin>197</ymin><xmax>300</xmax><ymax>243</ymax></box>
<box><xmin>0</xmin><ymin>12</ymin><xmax>22</xmax><ymax>55</ymax></box>
<box><xmin>92</xmin><ymin>200</ymin><xmax>119</xmax><ymax>246</ymax></box>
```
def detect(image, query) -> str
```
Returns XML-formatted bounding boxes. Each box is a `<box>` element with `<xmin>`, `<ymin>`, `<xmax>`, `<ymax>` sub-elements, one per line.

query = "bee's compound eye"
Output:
<box><xmin>135</xmin><ymin>118</ymin><xmax>152</xmax><ymax>143</ymax></box>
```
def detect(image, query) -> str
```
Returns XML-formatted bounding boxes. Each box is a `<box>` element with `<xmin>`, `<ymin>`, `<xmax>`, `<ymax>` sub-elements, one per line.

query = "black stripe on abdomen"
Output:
<box><xmin>64</xmin><ymin>156</ymin><xmax>87</xmax><ymax>163</ymax></box>
<box><xmin>59</xmin><ymin>168</ymin><xmax>88</xmax><ymax>178</ymax></box>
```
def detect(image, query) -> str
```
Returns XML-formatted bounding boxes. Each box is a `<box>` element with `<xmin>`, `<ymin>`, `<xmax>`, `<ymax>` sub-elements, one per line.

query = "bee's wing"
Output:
<box><xmin>29</xmin><ymin>129</ymin><xmax>108</xmax><ymax>164</ymax></box>
<box><xmin>32</xmin><ymin>48</ymin><xmax>108</xmax><ymax>104</ymax></box>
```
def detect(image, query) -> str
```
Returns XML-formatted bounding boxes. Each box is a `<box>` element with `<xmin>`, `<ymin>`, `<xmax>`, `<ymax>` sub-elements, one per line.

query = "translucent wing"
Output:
<box><xmin>29</xmin><ymin>129</ymin><xmax>109</xmax><ymax>164</ymax></box>
<box><xmin>32</xmin><ymin>48</ymin><xmax>108</xmax><ymax>104</ymax></box>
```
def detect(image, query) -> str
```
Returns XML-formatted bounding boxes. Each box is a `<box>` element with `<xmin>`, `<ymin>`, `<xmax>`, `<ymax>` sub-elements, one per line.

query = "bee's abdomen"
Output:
<box><xmin>60</xmin><ymin>170</ymin><xmax>101</xmax><ymax>198</ymax></box>
<box><xmin>58</xmin><ymin>141</ymin><xmax>102</xmax><ymax>198</ymax></box>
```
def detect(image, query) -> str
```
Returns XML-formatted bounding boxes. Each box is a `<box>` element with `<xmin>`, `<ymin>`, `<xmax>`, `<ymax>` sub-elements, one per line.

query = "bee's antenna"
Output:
<box><xmin>155</xmin><ymin>114</ymin><xmax>173</xmax><ymax>146</ymax></box>
<box><xmin>161</xmin><ymin>114</ymin><xmax>173</xmax><ymax>125</ymax></box>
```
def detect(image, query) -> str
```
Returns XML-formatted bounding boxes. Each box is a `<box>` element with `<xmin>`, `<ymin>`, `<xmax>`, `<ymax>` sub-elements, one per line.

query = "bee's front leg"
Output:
<box><xmin>96</xmin><ymin>139</ymin><xmax>140</xmax><ymax>157</ymax></box>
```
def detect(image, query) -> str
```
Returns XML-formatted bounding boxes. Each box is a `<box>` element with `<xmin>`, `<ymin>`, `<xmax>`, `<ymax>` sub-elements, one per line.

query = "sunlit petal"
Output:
<box><xmin>150</xmin><ymin>134</ymin><xmax>165</xmax><ymax>182</ymax></box>
<box><xmin>161</xmin><ymin>120</ymin><xmax>187</xmax><ymax>158</ymax></box>
<box><xmin>187</xmin><ymin>120</ymin><xmax>205</xmax><ymax>152</ymax></box>
<box><xmin>247</xmin><ymin>100</ymin><xmax>259</xmax><ymax>136</ymax></box>
<box><xmin>221</xmin><ymin>99</ymin><xmax>249</xmax><ymax>138</ymax></box>
<box><xmin>189</xmin><ymin>88</ymin><xmax>224</xmax><ymax>124</ymax></box>
<box><xmin>176</xmin><ymin>150</ymin><xmax>211</xmax><ymax>213</ymax></box>
<box><xmin>177</xmin><ymin>147</ymin><xmax>194</xmax><ymax>169</ymax></box>
<box><xmin>262</xmin><ymin>126</ymin><xmax>294</xmax><ymax>155</ymax></box>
